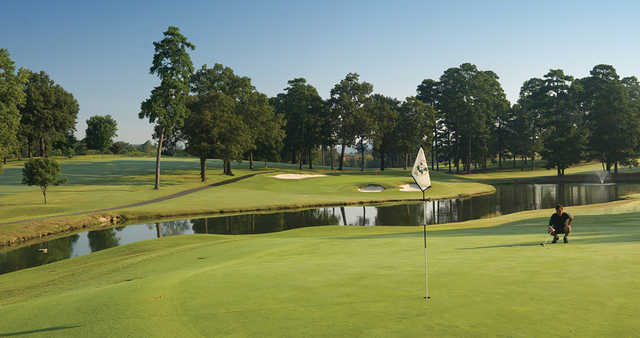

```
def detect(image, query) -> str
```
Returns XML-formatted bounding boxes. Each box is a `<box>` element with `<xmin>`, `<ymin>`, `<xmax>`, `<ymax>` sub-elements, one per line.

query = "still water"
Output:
<box><xmin>2</xmin><ymin>182</ymin><xmax>638</xmax><ymax>274</ymax></box>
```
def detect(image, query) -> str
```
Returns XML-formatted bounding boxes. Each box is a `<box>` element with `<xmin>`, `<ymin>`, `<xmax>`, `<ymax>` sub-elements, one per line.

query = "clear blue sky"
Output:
<box><xmin>3</xmin><ymin>0</ymin><xmax>640</xmax><ymax>143</ymax></box>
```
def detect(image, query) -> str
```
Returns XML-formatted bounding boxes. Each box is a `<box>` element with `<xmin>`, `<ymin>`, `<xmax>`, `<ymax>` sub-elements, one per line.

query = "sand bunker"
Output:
<box><xmin>273</xmin><ymin>174</ymin><xmax>329</xmax><ymax>180</ymax></box>
<box><xmin>399</xmin><ymin>183</ymin><xmax>421</xmax><ymax>192</ymax></box>
<box><xmin>358</xmin><ymin>185</ymin><xmax>385</xmax><ymax>192</ymax></box>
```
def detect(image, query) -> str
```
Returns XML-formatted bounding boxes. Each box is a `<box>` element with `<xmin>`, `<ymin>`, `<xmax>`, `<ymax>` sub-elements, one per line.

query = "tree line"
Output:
<box><xmin>421</xmin><ymin>64</ymin><xmax>640</xmax><ymax>176</ymax></box>
<box><xmin>0</xmin><ymin>49</ymin><xmax>133</xmax><ymax>168</ymax></box>
<box><xmin>4</xmin><ymin>26</ymin><xmax>640</xmax><ymax>186</ymax></box>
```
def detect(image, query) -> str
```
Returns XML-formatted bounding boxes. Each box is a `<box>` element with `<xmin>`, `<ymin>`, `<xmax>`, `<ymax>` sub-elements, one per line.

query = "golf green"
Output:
<box><xmin>1</xmin><ymin>210</ymin><xmax>638</xmax><ymax>337</ymax></box>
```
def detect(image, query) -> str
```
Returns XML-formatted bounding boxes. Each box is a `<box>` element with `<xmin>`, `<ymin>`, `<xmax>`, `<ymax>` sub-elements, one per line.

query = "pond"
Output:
<box><xmin>2</xmin><ymin>182</ymin><xmax>638</xmax><ymax>274</ymax></box>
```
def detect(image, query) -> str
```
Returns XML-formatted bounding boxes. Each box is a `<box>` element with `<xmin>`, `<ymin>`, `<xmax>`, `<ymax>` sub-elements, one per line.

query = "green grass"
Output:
<box><xmin>0</xmin><ymin>155</ymin><xmax>492</xmax><ymax>234</ymax></box>
<box><xmin>119</xmin><ymin>169</ymin><xmax>492</xmax><ymax>220</ymax></box>
<box><xmin>1</xmin><ymin>209</ymin><xmax>639</xmax><ymax>337</ymax></box>
<box><xmin>457</xmin><ymin>160</ymin><xmax>640</xmax><ymax>182</ymax></box>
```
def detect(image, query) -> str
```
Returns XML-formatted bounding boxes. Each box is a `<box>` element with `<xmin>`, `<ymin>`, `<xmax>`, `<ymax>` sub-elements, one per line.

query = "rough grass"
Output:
<box><xmin>0</xmin><ymin>156</ymin><xmax>265</xmax><ymax>222</ymax></box>
<box><xmin>1</xmin><ymin>207</ymin><xmax>638</xmax><ymax>337</ymax></box>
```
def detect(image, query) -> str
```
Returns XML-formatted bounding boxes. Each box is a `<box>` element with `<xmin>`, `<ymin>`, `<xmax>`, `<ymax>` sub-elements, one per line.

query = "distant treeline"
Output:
<box><xmin>3</xmin><ymin>28</ymin><xmax>639</xmax><ymax>181</ymax></box>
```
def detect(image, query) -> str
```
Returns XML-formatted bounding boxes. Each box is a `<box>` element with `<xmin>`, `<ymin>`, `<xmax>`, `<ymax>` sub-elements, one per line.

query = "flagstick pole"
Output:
<box><xmin>423</xmin><ymin>189</ymin><xmax>429</xmax><ymax>300</ymax></box>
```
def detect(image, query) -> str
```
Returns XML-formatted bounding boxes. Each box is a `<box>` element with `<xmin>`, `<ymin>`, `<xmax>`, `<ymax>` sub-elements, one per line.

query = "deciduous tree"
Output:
<box><xmin>0</xmin><ymin>49</ymin><xmax>26</xmax><ymax>167</ymax></box>
<box><xmin>22</xmin><ymin>158</ymin><xmax>66</xmax><ymax>204</ymax></box>
<box><xmin>139</xmin><ymin>26</ymin><xmax>195</xmax><ymax>189</ymax></box>
<box><xmin>85</xmin><ymin>115</ymin><xmax>118</xmax><ymax>152</ymax></box>
<box><xmin>328</xmin><ymin>73</ymin><xmax>373</xmax><ymax>170</ymax></box>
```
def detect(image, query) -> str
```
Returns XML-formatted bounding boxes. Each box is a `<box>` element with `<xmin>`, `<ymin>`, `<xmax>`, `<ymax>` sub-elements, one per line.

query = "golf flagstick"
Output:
<box><xmin>411</xmin><ymin>147</ymin><xmax>432</xmax><ymax>301</ymax></box>
<box><xmin>423</xmin><ymin>190</ymin><xmax>429</xmax><ymax>300</ymax></box>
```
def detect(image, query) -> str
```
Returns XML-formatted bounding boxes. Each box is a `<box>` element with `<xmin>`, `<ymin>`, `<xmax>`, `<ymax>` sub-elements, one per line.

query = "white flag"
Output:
<box><xmin>411</xmin><ymin>147</ymin><xmax>431</xmax><ymax>191</ymax></box>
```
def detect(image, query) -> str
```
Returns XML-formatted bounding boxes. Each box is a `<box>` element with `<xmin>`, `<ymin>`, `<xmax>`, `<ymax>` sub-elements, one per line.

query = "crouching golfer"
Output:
<box><xmin>548</xmin><ymin>204</ymin><xmax>573</xmax><ymax>243</ymax></box>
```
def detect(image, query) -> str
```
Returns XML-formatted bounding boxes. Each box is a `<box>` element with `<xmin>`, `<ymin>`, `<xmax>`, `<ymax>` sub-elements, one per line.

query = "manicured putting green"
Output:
<box><xmin>1</xmin><ymin>212</ymin><xmax>638</xmax><ymax>337</ymax></box>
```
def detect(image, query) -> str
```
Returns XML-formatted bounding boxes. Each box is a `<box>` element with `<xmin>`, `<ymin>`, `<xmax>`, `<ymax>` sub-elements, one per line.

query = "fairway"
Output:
<box><xmin>1</xmin><ymin>212</ymin><xmax>638</xmax><ymax>337</ymax></box>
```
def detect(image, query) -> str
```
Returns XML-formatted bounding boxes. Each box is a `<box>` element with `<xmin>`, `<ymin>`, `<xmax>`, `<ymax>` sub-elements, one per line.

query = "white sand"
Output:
<box><xmin>399</xmin><ymin>183</ymin><xmax>421</xmax><ymax>192</ymax></box>
<box><xmin>358</xmin><ymin>185</ymin><xmax>385</xmax><ymax>192</ymax></box>
<box><xmin>272</xmin><ymin>174</ymin><xmax>329</xmax><ymax>180</ymax></box>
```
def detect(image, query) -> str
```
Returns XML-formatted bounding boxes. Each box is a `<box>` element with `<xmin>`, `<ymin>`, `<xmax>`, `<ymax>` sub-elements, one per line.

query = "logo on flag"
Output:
<box><xmin>411</xmin><ymin>147</ymin><xmax>432</xmax><ymax>191</ymax></box>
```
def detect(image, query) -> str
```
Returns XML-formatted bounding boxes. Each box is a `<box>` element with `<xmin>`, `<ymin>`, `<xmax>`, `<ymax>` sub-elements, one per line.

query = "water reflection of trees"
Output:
<box><xmin>146</xmin><ymin>220</ymin><xmax>192</xmax><ymax>238</ymax></box>
<box><xmin>191</xmin><ymin>209</ymin><xmax>341</xmax><ymax>234</ymax></box>
<box><xmin>0</xmin><ymin>234</ymin><xmax>79</xmax><ymax>274</ymax></box>
<box><xmin>88</xmin><ymin>229</ymin><xmax>120</xmax><ymax>252</ymax></box>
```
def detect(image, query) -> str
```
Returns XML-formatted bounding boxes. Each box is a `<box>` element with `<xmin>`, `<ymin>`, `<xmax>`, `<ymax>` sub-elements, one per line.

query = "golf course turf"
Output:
<box><xmin>1</xmin><ymin>208</ymin><xmax>639</xmax><ymax>337</ymax></box>
<box><xmin>2</xmin><ymin>155</ymin><xmax>640</xmax><ymax>336</ymax></box>
<box><xmin>0</xmin><ymin>155</ymin><xmax>494</xmax><ymax>244</ymax></box>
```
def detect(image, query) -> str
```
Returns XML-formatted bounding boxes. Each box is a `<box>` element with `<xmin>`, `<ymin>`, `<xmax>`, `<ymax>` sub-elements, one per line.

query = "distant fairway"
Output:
<box><xmin>1</xmin><ymin>211</ymin><xmax>638</xmax><ymax>337</ymax></box>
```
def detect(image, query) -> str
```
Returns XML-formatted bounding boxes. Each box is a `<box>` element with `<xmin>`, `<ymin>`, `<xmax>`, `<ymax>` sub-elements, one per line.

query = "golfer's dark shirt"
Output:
<box><xmin>549</xmin><ymin>212</ymin><xmax>571</xmax><ymax>228</ymax></box>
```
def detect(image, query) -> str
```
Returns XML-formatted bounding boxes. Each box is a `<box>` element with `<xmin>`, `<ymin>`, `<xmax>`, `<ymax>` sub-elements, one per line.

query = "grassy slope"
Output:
<box><xmin>1</xmin><ymin>207</ymin><xmax>639</xmax><ymax>337</ymax></box>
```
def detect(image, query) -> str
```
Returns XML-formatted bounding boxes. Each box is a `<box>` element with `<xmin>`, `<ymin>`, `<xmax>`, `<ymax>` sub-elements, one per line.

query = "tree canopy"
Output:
<box><xmin>0</xmin><ymin>49</ymin><xmax>26</xmax><ymax>168</ymax></box>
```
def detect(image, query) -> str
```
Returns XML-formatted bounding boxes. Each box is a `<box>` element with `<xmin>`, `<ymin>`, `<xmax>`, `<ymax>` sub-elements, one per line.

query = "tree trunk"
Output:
<box><xmin>154</xmin><ymin>128</ymin><xmax>165</xmax><ymax>190</ymax></box>
<box><xmin>404</xmin><ymin>152</ymin><xmax>408</xmax><ymax>170</ymax></box>
<box><xmin>40</xmin><ymin>137</ymin><xmax>44</xmax><ymax>157</ymax></box>
<box><xmin>28</xmin><ymin>139</ymin><xmax>32</xmax><ymax>158</ymax></box>
<box><xmin>308</xmin><ymin>149</ymin><xmax>313</xmax><ymax>169</ymax></box>
<box><xmin>614</xmin><ymin>161</ymin><xmax>618</xmax><ymax>174</ymax></box>
<box><xmin>298</xmin><ymin>151</ymin><xmax>303</xmax><ymax>170</ymax></box>
<box><xmin>380</xmin><ymin>152</ymin><xmax>385</xmax><ymax>171</ymax></box>
<box><xmin>291</xmin><ymin>150</ymin><xmax>296</xmax><ymax>164</ymax></box>
<box><xmin>321</xmin><ymin>145</ymin><xmax>325</xmax><ymax>167</ymax></box>
<box><xmin>224</xmin><ymin>158</ymin><xmax>234</xmax><ymax>176</ymax></box>
<box><xmin>432</xmin><ymin>125</ymin><xmax>437</xmax><ymax>170</ymax></box>
<box><xmin>249</xmin><ymin>151</ymin><xmax>254</xmax><ymax>169</ymax></box>
<box><xmin>2</xmin><ymin>157</ymin><xmax>6</xmax><ymax>165</ymax></box>
<box><xmin>264</xmin><ymin>160</ymin><xmax>268</xmax><ymax>168</ymax></box>
<box><xmin>531</xmin><ymin>153</ymin><xmax>535</xmax><ymax>171</ymax></box>
<box><xmin>156</xmin><ymin>223</ymin><xmax>162</xmax><ymax>238</ymax></box>
<box><xmin>200</xmin><ymin>156</ymin><xmax>206</xmax><ymax>182</ymax></box>
<box><xmin>360</xmin><ymin>143</ymin><xmax>365</xmax><ymax>171</ymax></box>
<box><xmin>339</xmin><ymin>143</ymin><xmax>346</xmax><ymax>170</ymax></box>
<box><xmin>466</xmin><ymin>138</ymin><xmax>471</xmax><ymax>174</ymax></box>
<box><xmin>42</xmin><ymin>189</ymin><xmax>47</xmax><ymax>205</ymax></box>
<box><xmin>557</xmin><ymin>167</ymin><xmax>561</xmax><ymax>177</ymax></box>
<box><xmin>330</xmin><ymin>147</ymin><xmax>335</xmax><ymax>170</ymax></box>
<box><xmin>513</xmin><ymin>154</ymin><xmax>516</xmax><ymax>168</ymax></box>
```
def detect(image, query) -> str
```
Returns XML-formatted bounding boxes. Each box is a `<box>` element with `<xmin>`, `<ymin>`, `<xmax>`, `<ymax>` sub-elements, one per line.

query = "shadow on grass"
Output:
<box><xmin>460</xmin><ymin>233</ymin><xmax>640</xmax><ymax>250</ymax></box>
<box><xmin>326</xmin><ymin>214</ymin><xmax>640</xmax><ymax>246</ymax></box>
<box><xmin>0</xmin><ymin>325</ymin><xmax>81</xmax><ymax>336</ymax></box>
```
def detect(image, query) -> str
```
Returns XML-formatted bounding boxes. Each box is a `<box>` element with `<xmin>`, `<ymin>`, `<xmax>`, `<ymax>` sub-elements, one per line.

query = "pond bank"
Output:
<box><xmin>0</xmin><ymin>184</ymin><xmax>496</xmax><ymax>248</ymax></box>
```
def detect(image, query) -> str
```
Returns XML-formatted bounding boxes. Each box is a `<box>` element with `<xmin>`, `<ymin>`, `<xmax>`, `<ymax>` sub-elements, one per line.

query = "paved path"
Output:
<box><xmin>0</xmin><ymin>171</ymin><xmax>269</xmax><ymax>226</ymax></box>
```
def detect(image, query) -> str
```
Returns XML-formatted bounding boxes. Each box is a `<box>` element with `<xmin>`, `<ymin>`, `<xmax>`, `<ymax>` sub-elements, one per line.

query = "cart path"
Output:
<box><xmin>0</xmin><ymin>171</ymin><xmax>271</xmax><ymax>226</ymax></box>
